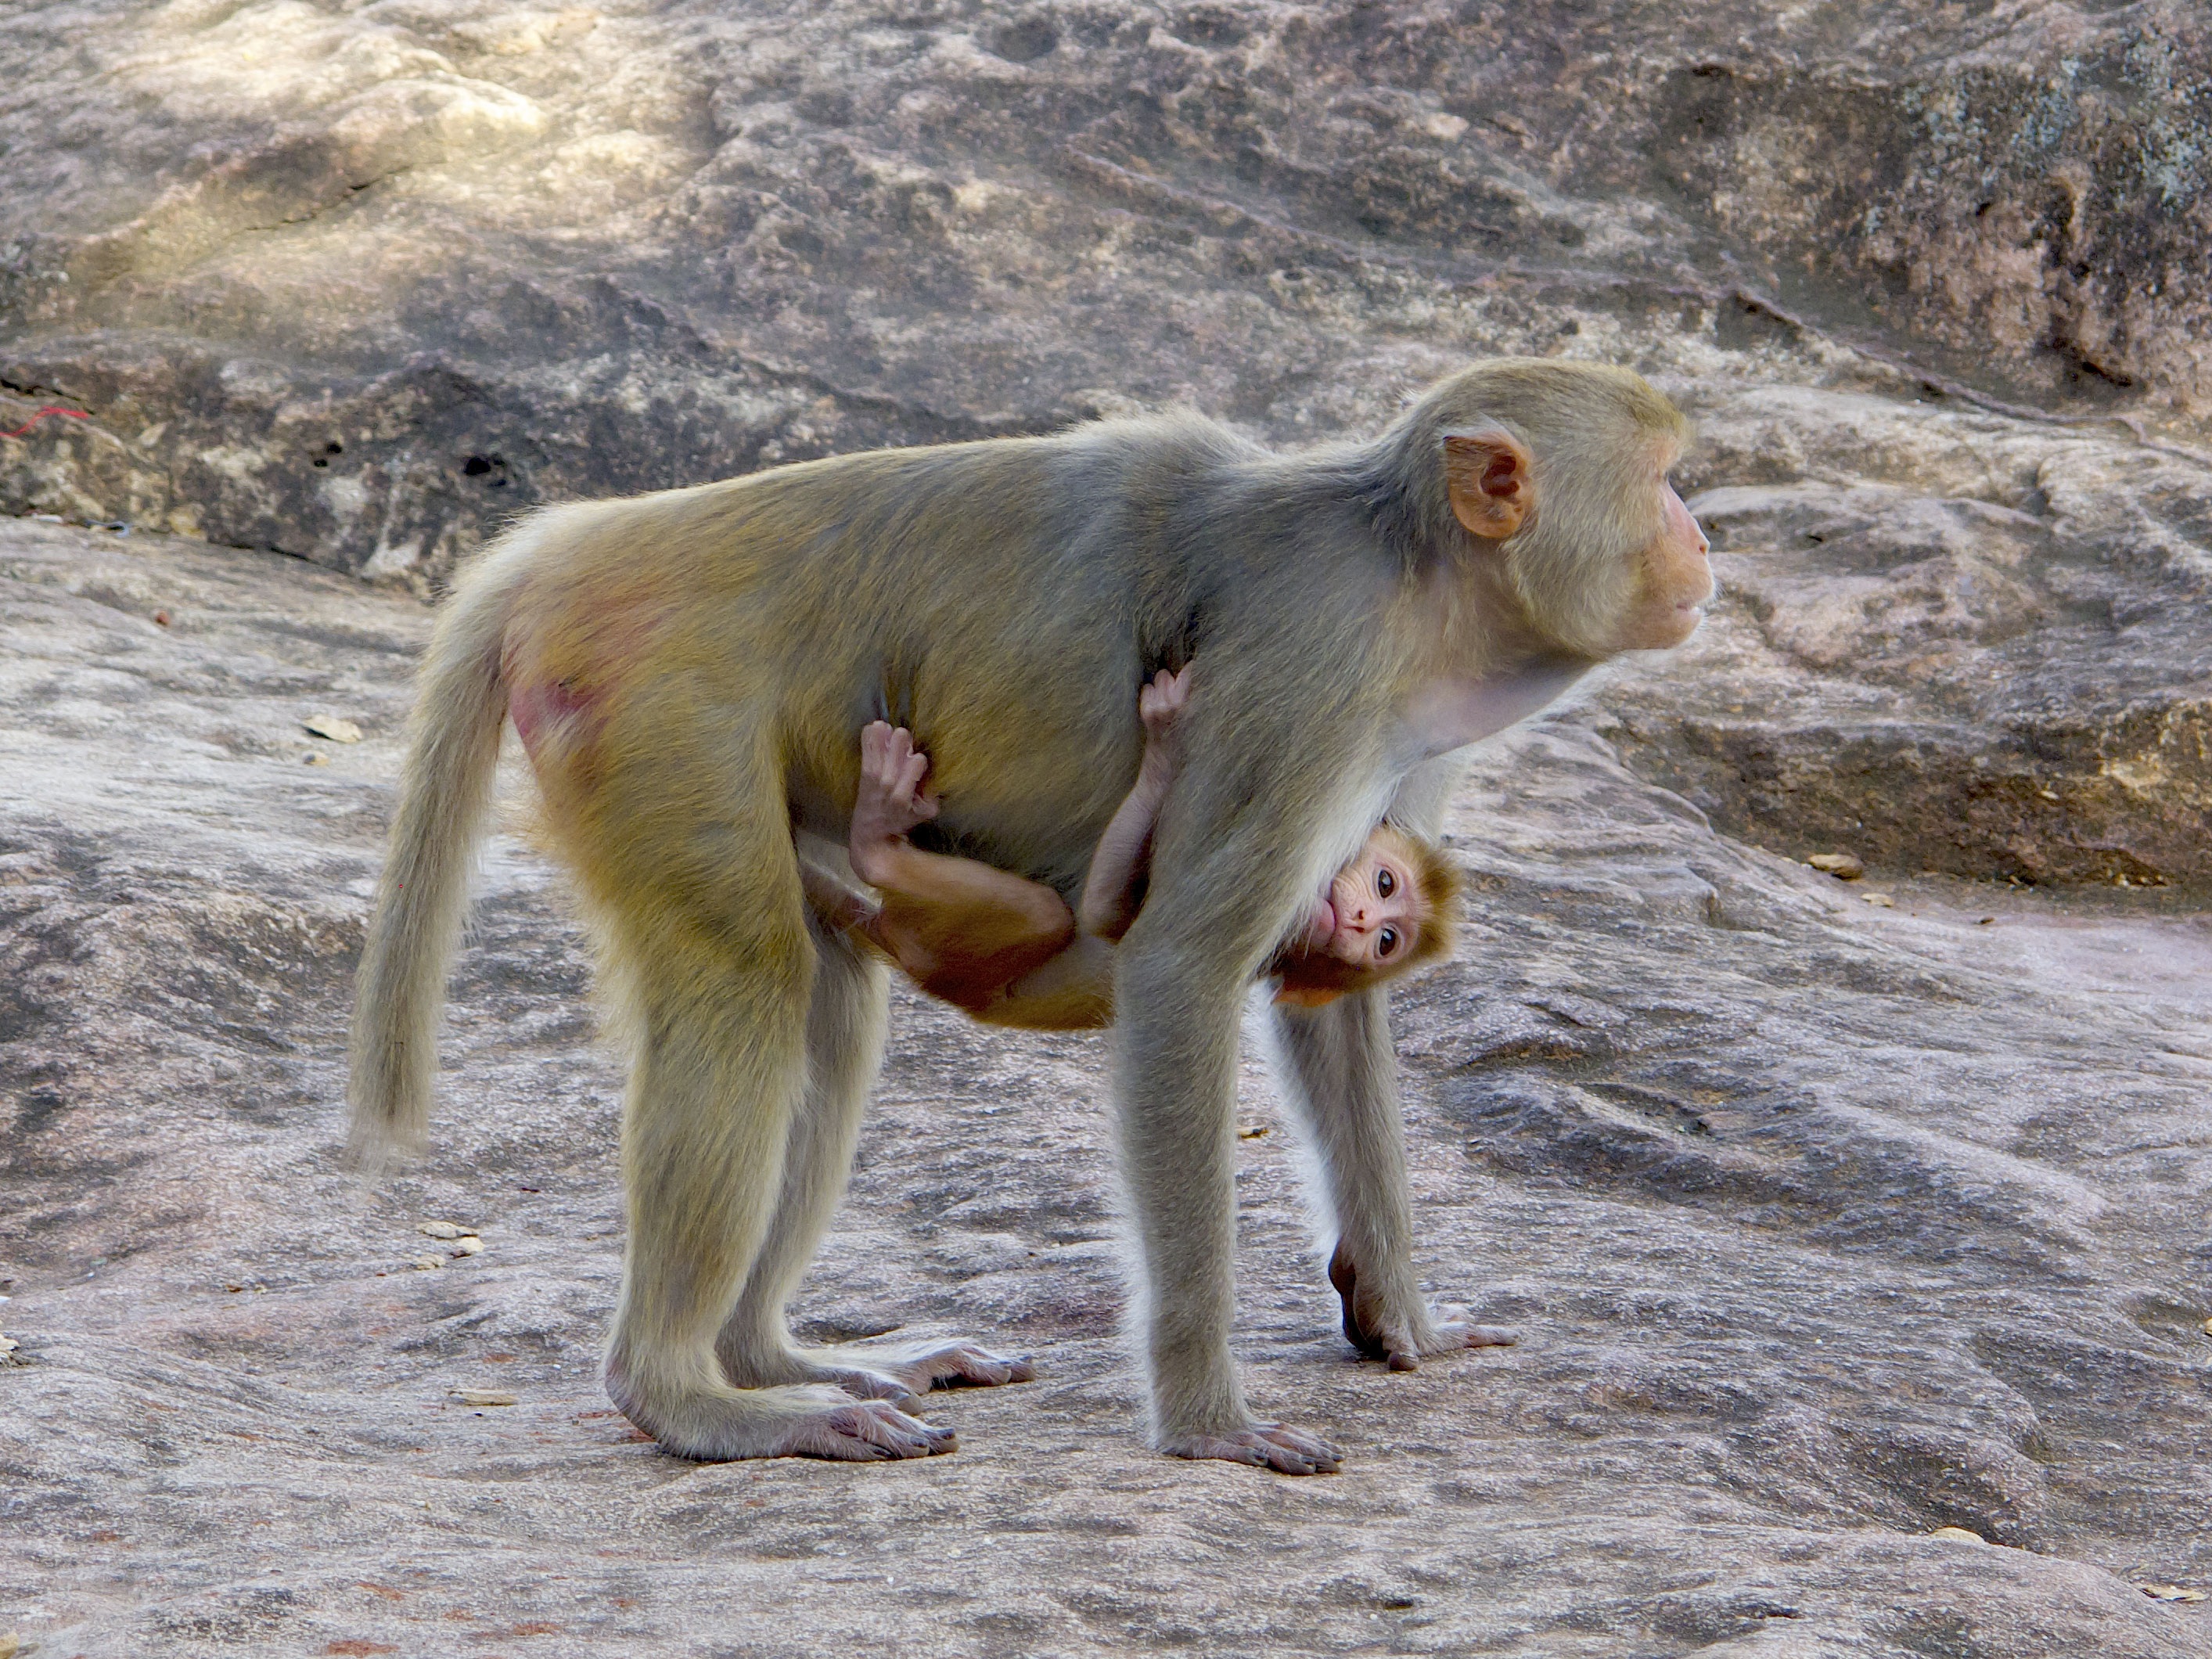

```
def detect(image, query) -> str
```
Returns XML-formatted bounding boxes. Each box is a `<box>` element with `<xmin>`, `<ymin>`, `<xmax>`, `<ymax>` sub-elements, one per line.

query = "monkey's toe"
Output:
<box><xmin>821</xmin><ymin>1365</ymin><xmax>922</xmax><ymax>1405</ymax></box>
<box><xmin>1253</xmin><ymin>1422</ymin><xmax>1343</xmax><ymax>1474</ymax></box>
<box><xmin>921</xmin><ymin>1342</ymin><xmax>1036</xmax><ymax>1389</ymax></box>
<box><xmin>880</xmin><ymin>1340</ymin><xmax>1038</xmax><ymax>1393</ymax></box>
<box><xmin>1430</xmin><ymin>1306</ymin><xmax>1518</xmax><ymax>1353</ymax></box>
<box><xmin>817</xmin><ymin>1401</ymin><xmax>958</xmax><ymax>1460</ymax></box>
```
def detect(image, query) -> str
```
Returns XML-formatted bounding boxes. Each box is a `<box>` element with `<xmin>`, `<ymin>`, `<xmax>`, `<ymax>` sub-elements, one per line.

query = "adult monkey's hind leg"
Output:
<box><xmin>714</xmin><ymin>920</ymin><xmax>1035</xmax><ymax>1403</ymax></box>
<box><xmin>599</xmin><ymin>820</ymin><xmax>952</xmax><ymax>1463</ymax></box>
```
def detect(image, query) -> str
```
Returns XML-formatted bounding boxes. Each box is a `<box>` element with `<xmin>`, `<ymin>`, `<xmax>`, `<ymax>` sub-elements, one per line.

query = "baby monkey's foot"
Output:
<box><xmin>853</xmin><ymin>722</ymin><xmax>939</xmax><ymax>849</ymax></box>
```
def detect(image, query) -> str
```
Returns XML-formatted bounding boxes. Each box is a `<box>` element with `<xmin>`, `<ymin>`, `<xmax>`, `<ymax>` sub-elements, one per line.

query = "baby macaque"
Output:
<box><xmin>819</xmin><ymin>668</ymin><xmax>1460</xmax><ymax>1029</ymax></box>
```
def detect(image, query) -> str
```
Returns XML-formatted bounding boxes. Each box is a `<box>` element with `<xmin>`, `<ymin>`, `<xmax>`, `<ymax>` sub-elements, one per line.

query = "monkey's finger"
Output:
<box><xmin>897</xmin><ymin>750</ymin><xmax>930</xmax><ymax>801</ymax></box>
<box><xmin>1459</xmin><ymin>1323</ymin><xmax>1517</xmax><ymax>1349</ymax></box>
<box><xmin>1387</xmin><ymin>1350</ymin><xmax>1419</xmax><ymax>1373</ymax></box>
<box><xmin>861</xmin><ymin>722</ymin><xmax>888</xmax><ymax>768</ymax></box>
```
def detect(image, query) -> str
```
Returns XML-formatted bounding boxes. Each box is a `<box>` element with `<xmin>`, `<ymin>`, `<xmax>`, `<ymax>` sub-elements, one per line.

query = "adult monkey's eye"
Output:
<box><xmin>1377</xmin><ymin>927</ymin><xmax>1398</xmax><ymax>957</ymax></box>
<box><xmin>1376</xmin><ymin>867</ymin><xmax>1396</xmax><ymax>898</ymax></box>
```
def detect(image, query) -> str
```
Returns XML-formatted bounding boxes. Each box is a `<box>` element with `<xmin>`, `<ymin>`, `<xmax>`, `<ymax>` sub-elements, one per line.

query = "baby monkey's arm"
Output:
<box><xmin>1077</xmin><ymin>666</ymin><xmax>1189</xmax><ymax>942</ymax></box>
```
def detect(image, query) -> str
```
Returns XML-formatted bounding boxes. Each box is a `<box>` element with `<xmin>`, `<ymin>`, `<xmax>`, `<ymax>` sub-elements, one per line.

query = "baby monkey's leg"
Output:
<box><xmin>850</xmin><ymin>722</ymin><xmax>1078</xmax><ymax>1004</ymax></box>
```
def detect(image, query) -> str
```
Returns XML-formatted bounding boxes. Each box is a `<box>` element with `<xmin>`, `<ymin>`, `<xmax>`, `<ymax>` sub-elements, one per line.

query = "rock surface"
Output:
<box><xmin>5</xmin><ymin>520</ymin><xmax>2212</xmax><ymax>1657</ymax></box>
<box><xmin>1600</xmin><ymin>389</ymin><xmax>2212</xmax><ymax>888</ymax></box>
<box><xmin>5</xmin><ymin>0</ymin><xmax>2211</xmax><ymax>577</ymax></box>
<box><xmin>5</xmin><ymin>1</ymin><xmax>2212</xmax><ymax>1654</ymax></box>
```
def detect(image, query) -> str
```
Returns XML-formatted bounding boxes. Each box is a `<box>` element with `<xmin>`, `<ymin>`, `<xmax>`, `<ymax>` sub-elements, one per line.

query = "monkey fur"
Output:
<box><xmin>349</xmin><ymin>358</ymin><xmax>1710</xmax><ymax>1473</ymax></box>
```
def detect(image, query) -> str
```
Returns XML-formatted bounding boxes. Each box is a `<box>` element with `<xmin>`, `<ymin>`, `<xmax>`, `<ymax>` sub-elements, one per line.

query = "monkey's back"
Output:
<box><xmin>505</xmin><ymin>416</ymin><xmax>1267</xmax><ymax>898</ymax></box>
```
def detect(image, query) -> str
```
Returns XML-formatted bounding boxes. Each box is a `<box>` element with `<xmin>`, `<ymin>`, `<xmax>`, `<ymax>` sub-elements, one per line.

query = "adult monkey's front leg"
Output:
<box><xmin>1109</xmin><ymin>697</ymin><xmax>1381</xmax><ymax>1475</ymax></box>
<box><xmin>1114</xmin><ymin>937</ymin><xmax>1343</xmax><ymax>1474</ymax></box>
<box><xmin>1271</xmin><ymin>992</ymin><xmax>1513</xmax><ymax>1368</ymax></box>
<box><xmin>1271</xmin><ymin>754</ymin><xmax>1516</xmax><ymax>1370</ymax></box>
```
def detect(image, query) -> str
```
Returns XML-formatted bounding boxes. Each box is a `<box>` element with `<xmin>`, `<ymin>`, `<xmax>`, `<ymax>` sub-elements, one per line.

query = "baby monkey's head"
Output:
<box><xmin>1273</xmin><ymin>825</ymin><xmax>1461</xmax><ymax>1006</ymax></box>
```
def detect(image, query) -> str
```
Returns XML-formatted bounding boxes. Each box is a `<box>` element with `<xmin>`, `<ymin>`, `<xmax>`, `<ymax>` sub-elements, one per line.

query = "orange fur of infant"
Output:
<box><xmin>861</xmin><ymin>841</ymin><xmax>1078</xmax><ymax>1013</ymax></box>
<box><xmin>842</xmin><ymin>821</ymin><xmax>1458</xmax><ymax>1028</ymax></box>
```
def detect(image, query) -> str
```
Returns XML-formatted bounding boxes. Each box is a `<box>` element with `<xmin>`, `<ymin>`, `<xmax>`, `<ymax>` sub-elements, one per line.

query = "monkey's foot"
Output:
<box><xmin>775</xmin><ymin>1397</ymin><xmax>959</xmax><ymax>1462</ymax></box>
<box><xmin>1160</xmin><ymin>1423</ymin><xmax>1342</xmax><ymax>1476</ymax></box>
<box><xmin>610</xmin><ymin>1373</ymin><xmax>958</xmax><ymax>1463</ymax></box>
<box><xmin>1329</xmin><ymin>1243</ymin><xmax>1517</xmax><ymax>1372</ymax></box>
<box><xmin>812</xmin><ymin>1341</ymin><xmax>1038</xmax><ymax>1402</ymax></box>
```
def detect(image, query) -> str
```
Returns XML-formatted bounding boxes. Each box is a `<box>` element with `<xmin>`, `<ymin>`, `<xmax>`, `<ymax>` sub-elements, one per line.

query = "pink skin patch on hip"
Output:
<box><xmin>508</xmin><ymin>675</ymin><xmax>595</xmax><ymax>761</ymax></box>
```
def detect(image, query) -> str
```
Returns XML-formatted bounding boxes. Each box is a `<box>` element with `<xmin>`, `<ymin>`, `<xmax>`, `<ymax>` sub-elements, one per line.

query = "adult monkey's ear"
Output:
<box><xmin>1442</xmin><ymin>426</ymin><xmax>1534</xmax><ymax>540</ymax></box>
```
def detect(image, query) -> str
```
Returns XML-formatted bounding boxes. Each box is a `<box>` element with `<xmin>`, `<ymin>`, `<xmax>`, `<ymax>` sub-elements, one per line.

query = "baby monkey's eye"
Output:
<box><xmin>1376</xmin><ymin>867</ymin><xmax>1396</xmax><ymax>898</ymax></box>
<box><xmin>1377</xmin><ymin>927</ymin><xmax>1399</xmax><ymax>958</ymax></box>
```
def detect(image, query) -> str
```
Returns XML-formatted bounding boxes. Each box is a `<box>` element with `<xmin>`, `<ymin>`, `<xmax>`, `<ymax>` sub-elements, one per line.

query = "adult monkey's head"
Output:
<box><xmin>1389</xmin><ymin>358</ymin><xmax>1713</xmax><ymax>659</ymax></box>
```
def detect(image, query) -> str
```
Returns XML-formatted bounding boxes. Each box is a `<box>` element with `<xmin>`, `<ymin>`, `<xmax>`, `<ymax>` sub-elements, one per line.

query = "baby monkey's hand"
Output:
<box><xmin>1138</xmin><ymin>665</ymin><xmax>1192</xmax><ymax>762</ymax></box>
<box><xmin>854</xmin><ymin>722</ymin><xmax>940</xmax><ymax>846</ymax></box>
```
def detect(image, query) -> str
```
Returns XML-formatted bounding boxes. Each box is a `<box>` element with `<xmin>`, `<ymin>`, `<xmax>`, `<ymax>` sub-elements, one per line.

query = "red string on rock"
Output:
<box><xmin>1</xmin><ymin>406</ymin><xmax>92</xmax><ymax>439</ymax></box>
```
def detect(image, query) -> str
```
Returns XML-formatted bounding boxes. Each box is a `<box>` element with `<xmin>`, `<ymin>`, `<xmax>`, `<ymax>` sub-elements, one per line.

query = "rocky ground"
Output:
<box><xmin>5</xmin><ymin>1</ymin><xmax>2212</xmax><ymax>1655</ymax></box>
<box><xmin>5</xmin><ymin>517</ymin><xmax>2210</xmax><ymax>1657</ymax></box>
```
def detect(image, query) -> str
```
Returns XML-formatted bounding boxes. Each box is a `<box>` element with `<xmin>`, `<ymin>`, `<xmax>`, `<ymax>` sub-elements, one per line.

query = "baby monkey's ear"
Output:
<box><xmin>1442</xmin><ymin>426</ymin><xmax>1534</xmax><ymax>540</ymax></box>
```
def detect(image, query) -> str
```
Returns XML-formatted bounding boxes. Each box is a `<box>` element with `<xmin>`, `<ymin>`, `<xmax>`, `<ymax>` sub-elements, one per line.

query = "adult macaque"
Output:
<box><xmin>350</xmin><ymin>358</ymin><xmax>1711</xmax><ymax>1474</ymax></box>
<box><xmin>815</xmin><ymin>667</ymin><xmax>1462</xmax><ymax>1029</ymax></box>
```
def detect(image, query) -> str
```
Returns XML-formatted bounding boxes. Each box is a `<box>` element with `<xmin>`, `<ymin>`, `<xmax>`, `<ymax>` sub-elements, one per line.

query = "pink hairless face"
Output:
<box><xmin>1615</xmin><ymin>460</ymin><xmax>1714</xmax><ymax>652</ymax></box>
<box><xmin>1298</xmin><ymin>837</ymin><xmax>1426</xmax><ymax>970</ymax></box>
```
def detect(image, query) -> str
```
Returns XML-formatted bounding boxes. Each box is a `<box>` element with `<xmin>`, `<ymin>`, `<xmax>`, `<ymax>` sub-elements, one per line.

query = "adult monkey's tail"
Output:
<box><xmin>347</xmin><ymin>531</ymin><xmax>538</xmax><ymax>1170</ymax></box>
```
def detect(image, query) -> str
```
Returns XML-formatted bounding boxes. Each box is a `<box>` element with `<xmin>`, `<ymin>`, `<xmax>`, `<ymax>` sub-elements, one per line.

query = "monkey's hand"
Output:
<box><xmin>1159</xmin><ymin>1421</ymin><xmax>1343</xmax><ymax>1476</ymax></box>
<box><xmin>1138</xmin><ymin>664</ymin><xmax>1191</xmax><ymax>735</ymax></box>
<box><xmin>1329</xmin><ymin>1243</ymin><xmax>1516</xmax><ymax>1371</ymax></box>
<box><xmin>1137</xmin><ymin>664</ymin><xmax>1192</xmax><ymax>759</ymax></box>
<box><xmin>854</xmin><ymin>721</ymin><xmax>941</xmax><ymax>847</ymax></box>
